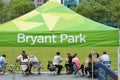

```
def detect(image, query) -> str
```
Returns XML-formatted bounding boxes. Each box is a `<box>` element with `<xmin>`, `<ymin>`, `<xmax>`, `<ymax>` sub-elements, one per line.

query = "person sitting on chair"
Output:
<box><xmin>72</xmin><ymin>53</ymin><xmax>81</xmax><ymax>74</ymax></box>
<box><xmin>0</xmin><ymin>54</ymin><xmax>7</xmax><ymax>74</ymax></box>
<box><xmin>29</xmin><ymin>54</ymin><xmax>41</xmax><ymax>74</ymax></box>
<box><xmin>20</xmin><ymin>54</ymin><xmax>30</xmax><ymax>75</ymax></box>
<box><xmin>65</xmin><ymin>53</ymin><xmax>73</xmax><ymax>74</ymax></box>
<box><xmin>100</xmin><ymin>51</ymin><xmax>110</xmax><ymax>67</ymax></box>
<box><xmin>94</xmin><ymin>53</ymin><xmax>101</xmax><ymax>63</ymax></box>
<box><xmin>16</xmin><ymin>51</ymin><xmax>33</xmax><ymax>75</ymax></box>
<box><xmin>85</xmin><ymin>53</ymin><xmax>96</xmax><ymax>78</ymax></box>
<box><xmin>53</xmin><ymin>51</ymin><xmax>64</xmax><ymax>75</ymax></box>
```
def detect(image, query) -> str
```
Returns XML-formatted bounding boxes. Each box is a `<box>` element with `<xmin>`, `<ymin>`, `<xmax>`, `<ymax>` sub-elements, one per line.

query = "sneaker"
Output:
<box><xmin>38</xmin><ymin>73</ymin><xmax>41</xmax><ymax>75</ymax></box>
<box><xmin>25</xmin><ymin>72</ymin><xmax>29</xmax><ymax>76</ymax></box>
<box><xmin>4</xmin><ymin>72</ymin><xmax>8</xmax><ymax>75</ymax></box>
<box><xmin>57</xmin><ymin>73</ymin><xmax>61</xmax><ymax>75</ymax></box>
<box><xmin>81</xmin><ymin>74</ymin><xmax>85</xmax><ymax>76</ymax></box>
<box><xmin>73</xmin><ymin>71</ymin><xmax>77</xmax><ymax>74</ymax></box>
<box><xmin>29</xmin><ymin>73</ymin><xmax>34</xmax><ymax>75</ymax></box>
<box><xmin>85</xmin><ymin>75</ymin><xmax>90</xmax><ymax>78</ymax></box>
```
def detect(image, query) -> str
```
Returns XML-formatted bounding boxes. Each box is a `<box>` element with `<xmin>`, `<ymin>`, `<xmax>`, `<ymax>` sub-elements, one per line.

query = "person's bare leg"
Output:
<box><xmin>3</xmin><ymin>65</ymin><xmax>7</xmax><ymax>74</ymax></box>
<box><xmin>38</xmin><ymin>68</ymin><xmax>41</xmax><ymax>74</ymax></box>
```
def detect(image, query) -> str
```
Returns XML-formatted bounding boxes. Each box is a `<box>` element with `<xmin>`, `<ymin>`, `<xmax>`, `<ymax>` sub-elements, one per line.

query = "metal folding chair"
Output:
<box><xmin>47</xmin><ymin>61</ymin><xmax>56</xmax><ymax>75</ymax></box>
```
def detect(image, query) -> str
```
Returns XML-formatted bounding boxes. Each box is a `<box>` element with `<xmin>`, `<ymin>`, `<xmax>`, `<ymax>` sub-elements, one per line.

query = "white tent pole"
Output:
<box><xmin>118</xmin><ymin>47</ymin><xmax>120</xmax><ymax>80</ymax></box>
<box><xmin>91</xmin><ymin>48</ymin><xmax>95</xmax><ymax>80</ymax></box>
<box><xmin>118</xmin><ymin>28</ymin><xmax>120</xmax><ymax>80</ymax></box>
<box><xmin>12</xmin><ymin>47</ymin><xmax>15</xmax><ymax>80</ymax></box>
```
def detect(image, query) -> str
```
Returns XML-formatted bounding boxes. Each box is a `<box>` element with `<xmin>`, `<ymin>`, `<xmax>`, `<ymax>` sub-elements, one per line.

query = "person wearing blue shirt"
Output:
<box><xmin>0</xmin><ymin>54</ymin><xmax>6</xmax><ymax>73</ymax></box>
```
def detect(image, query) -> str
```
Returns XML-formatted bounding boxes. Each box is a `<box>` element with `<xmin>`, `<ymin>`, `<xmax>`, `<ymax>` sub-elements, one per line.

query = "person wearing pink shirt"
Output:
<box><xmin>72</xmin><ymin>54</ymin><xmax>81</xmax><ymax>74</ymax></box>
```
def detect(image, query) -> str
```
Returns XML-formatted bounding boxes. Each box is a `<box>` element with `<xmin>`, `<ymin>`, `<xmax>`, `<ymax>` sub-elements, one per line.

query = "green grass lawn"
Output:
<box><xmin>0</xmin><ymin>47</ymin><xmax>118</xmax><ymax>71</ymax></box>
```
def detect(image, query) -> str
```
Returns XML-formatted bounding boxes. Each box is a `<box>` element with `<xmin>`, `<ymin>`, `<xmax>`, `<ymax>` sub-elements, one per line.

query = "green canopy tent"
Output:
<box><xmin>0</xmin><ymin>0</ymin><xmax>119</xmax><ymax>47</ymax></box>
<box><xmin>0</xmin><ymin>0</ymin><xmax>119</xmax><ymax>79</ymax></box>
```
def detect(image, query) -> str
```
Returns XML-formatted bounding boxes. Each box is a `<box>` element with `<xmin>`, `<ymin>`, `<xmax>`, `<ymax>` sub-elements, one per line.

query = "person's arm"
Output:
<box><xmin>26</xmin><ymin>59</ymin><xmax>30</xmax><ymax>66</ymax></box>
<box><xmin>77</xmin><ymin>58</ymin><xmax>80</xmax><ymax>64</ymax></box>
<box><xmin>4</xmin><ymin>58</ymin><xmax>7</xmax><ymax>65</ymax></box>
<box><xmin>99</xmin><ymin>56</ymin><xmax>103</xmax><ymax>62</ymax></box>
<box><xmin>85</xmin><ymin>59</ymin><xmax>89</xmax><ymax>64</ymax></box>
<box><xmin>58</xmin><ymin>56</ymin><xmax>64</xmax><ymax>62</ymax></box>
<box><xmin>16</xmin><ymin>55</ymin><xmax>22</xmax><ymax>61</ymax></box>
<box><xmin>34</xmin><ymin>57</ymin><xmax>39</xmax><ymax>62</ymax></box>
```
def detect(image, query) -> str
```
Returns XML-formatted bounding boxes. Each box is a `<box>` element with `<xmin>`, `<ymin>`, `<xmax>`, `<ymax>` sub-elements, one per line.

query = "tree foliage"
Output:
<box><xmin>0</xmin><ymin>0</ymin><xmax>4</xmax><ymax>11</ymax></box>
<box><xmin>0</xmin><ymin>0</ymin><xmax>6</xmax><ymax>23</ymax></box>
<box><xmin>0</xmin><ymin>0</ymin><xmax>35</xmax><ymax>24</ymax></box>
<box><xmin>71</xmin><ymin>0</ymin><xmax>120</xmax><ymax>28</ymax></box>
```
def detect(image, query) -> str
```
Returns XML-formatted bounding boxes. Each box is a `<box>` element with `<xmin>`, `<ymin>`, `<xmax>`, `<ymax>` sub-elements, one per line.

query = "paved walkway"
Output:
<box><xmin>0</xmin><ymin>72</ymin><xmax>97</xmax><ymax>80</ymax></box>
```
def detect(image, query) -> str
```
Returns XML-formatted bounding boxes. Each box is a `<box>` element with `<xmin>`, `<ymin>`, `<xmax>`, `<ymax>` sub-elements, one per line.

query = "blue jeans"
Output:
<box><xmin>73</xmin><ymin>64</ymin><xmax>77</xmax><ymax>74</ymax></box>
<box><xmin>0</xmin><ymin>61</ymin><xmax>5</xmax><ymax>69</ymax></box>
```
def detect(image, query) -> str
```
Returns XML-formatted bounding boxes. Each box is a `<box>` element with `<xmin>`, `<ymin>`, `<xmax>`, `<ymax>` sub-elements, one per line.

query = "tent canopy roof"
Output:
<box><xmin>0</xmin><ymin>0</ymin><xmax>117</xmax><ymax>32</ymax></box>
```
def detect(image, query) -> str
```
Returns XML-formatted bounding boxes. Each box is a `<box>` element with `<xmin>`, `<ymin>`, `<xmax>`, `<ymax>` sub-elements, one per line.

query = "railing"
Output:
<box><xmin>98</xmin><ymin>62</ymin><xmax>118</xmax><ymax>80</ymax></box>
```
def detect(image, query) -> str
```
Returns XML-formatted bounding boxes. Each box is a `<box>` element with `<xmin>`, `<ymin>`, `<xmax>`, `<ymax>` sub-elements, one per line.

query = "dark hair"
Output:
<box><xmin>88</xmin><ymin>53</ymin><xmax>92</xmax><ymax>59</ymax></box>
<box><xmin>2</xmin><ymin>54</ymin><xmax>6</xmax><ymax>58</ymax></box>
<box><xmin>67</xmin><ymin>53</ymin><xmax>71</xmax><ymax>56</ymax></box>
<box><xmin>73</xmin><ymin>53</ymin><xmax>78</xmax><ymax>57</ymax></box>
<box><xmin>95</xmin><ymin>53</ymin><xmax>99</xmax><ymax>58</ymax></box>
<box><xmin>23</xmin><ymin>54</ymin><xmax>28</xmax><ymax>60</ymax></box>
<box><xmin>56</xmin><ymin>51</ymin><xmax>60</xmax><ymax>55</ymax></box>
<box><xmin>22</xmin><ymin>51</ymin><xmax>25</xmax><ymax>54</ymax></box>
<box><xmin>103</xmin><ymin>52</ymin><xmax>107</xmax><ymax>54</ymax></box>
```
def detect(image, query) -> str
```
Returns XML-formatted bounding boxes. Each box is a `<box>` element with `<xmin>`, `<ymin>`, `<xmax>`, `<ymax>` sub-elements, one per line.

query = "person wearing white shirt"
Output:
<box><xmin>29</xmin><ymin>54</ymin><xmax>41</xmax><ymax>74</ymax></box>
<box><xmin>16</xmin><ymin>51</ymin><xmax>26</xmax><ymax>61</ymax></box>
<box><xmin>53</xmin><ymin>51</ymin><xmax>64</xmax><ymax>75</ymax></box>
<box><xmin>16</xmin><ymin>51</ymin><xmax>33</xmax><ymax>75</ymax></box>
<box><xmin>100</xmin><ymin>52</ymin><xmax>110</xmax><ymax>67</ymax></box>
<box><xmin>20</xmin><ymin>54</ymin><xmax>29</xmax><ymax>74</ymax></box>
